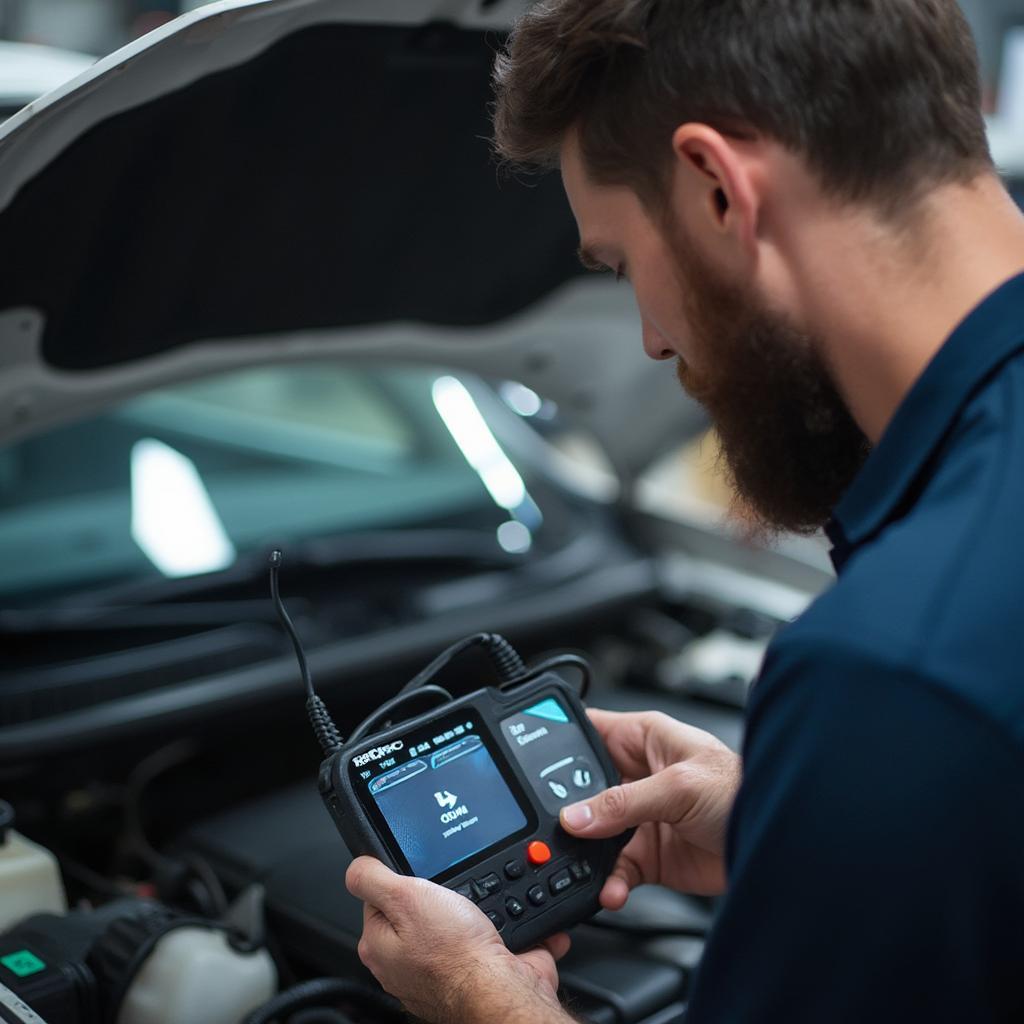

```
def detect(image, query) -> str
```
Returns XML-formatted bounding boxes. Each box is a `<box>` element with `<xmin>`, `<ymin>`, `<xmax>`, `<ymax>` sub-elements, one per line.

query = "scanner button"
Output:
<box><xmin>527</xmin><ymin>841</ymin><xmax>551</xmax><ymax>866</ymax></box>
<box><xmin>477</xmin><ymin>873</ymin><xmax>502</xmax><ymax>896</ymax></box>
<box><xmin>549</xmin><ymin>869</ymin><xmax>573</xmax><ymax>896</ymax></box>
<box><xmin>454</xmin><ymin>883</ymin><xmax>478</xmax><ymax>903</ymax></box>
<box><xmin>569</xmin><ymin>860</ymin><xmax>592</xmax><ymax>882</ymax></box>
<box><xmin>486</xmin><ymin>910</ymin><xmax>505</xmax><ymax>930</ymax></box>
<box><xmin>505</xmin><ymin>897</ymin><xmax>525</xmax><ymax>918</ymax></box>
<box><xmin>526</xmin><ymin>885</ymin><xmax>547</xmax><ymax>907</ymax></box>
<box><xmin>504</xmin><ymin>859</ymin><xmax>525</xmax><ymax>880</ymax></box>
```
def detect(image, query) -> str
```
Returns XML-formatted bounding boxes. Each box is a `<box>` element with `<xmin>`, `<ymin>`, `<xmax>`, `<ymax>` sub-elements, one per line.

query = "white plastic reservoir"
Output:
<box><xmin>0</xmin><ymin>803</ymin><xmax>67</xmax><ymax>933</ymax></box>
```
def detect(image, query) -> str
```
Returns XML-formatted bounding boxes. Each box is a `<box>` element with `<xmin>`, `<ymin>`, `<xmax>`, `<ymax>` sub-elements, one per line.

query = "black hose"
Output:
<box><xmin>287</xmin><ymin>1010</ymin><xmax>352</xmax><ymax>1024</ymax></box>
<box><xmin>180</xmin><ymin>851</ymin><xmax>229</xmax><ymax>917</ymax></box>
<box><xmin>124</xmin><ymin>737</ymin><xmax>200</xmax><ymax>870</ymax></box>
<box><xmin>241</xmin><ymin>978</ymin><xmax>400</xmax><ymax>1024</ymax></box>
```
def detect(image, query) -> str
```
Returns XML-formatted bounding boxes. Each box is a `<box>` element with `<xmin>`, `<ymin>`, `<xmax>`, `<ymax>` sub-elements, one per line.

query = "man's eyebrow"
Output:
<box><xmin>577</xmin><ymin>246</ymin><xmax>608</xmax><ymax>273</ymax></box>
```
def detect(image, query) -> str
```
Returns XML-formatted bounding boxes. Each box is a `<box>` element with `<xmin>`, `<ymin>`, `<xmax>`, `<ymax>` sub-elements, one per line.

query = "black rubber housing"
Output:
<box><xmin>317</xmin><ymin>673</ymin><xmax>631</xmax><ymax>953</ymax></box>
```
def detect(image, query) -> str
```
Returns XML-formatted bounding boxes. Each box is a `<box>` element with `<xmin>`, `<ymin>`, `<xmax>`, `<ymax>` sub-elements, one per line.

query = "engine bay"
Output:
<box><xmin>0</xmin><ymin>545</ymin><xmax>807</xmax><ymax>1024</ymax></box>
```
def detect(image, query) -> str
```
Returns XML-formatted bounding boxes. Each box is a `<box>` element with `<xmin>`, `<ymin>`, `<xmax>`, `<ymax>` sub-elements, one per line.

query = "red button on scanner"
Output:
<box><xmin>527</xmin><ymin>841</ymin><xmax>552</xmax><ymax>866</ymax></box>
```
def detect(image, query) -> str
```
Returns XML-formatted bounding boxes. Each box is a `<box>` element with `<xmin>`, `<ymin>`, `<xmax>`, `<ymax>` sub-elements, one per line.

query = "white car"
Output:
<box><xmin>0</xmin><ymin>5</ymin><xmax>827</xmax><ymax>1024</ymax></box>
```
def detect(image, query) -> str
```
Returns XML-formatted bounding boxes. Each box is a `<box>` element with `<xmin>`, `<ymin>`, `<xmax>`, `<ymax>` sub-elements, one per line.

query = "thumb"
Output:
<box><xmin>560</xmin><ymin>765</ymin><xmax>691</xmax><ymax>838</ymax></box>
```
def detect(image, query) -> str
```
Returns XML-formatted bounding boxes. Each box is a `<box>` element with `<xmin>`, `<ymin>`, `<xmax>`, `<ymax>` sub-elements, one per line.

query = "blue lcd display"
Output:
<box><xmin>370</xmin><ymin>733</ymin><xmax>528</xmax><ymax>879</ymax></box>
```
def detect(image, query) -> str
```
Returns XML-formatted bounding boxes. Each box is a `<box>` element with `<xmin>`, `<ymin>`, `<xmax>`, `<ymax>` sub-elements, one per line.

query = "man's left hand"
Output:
<box><xmin>346</xmin><ymin>856</ymin><xmax>572</xmax><ymax>1024</ymax></box>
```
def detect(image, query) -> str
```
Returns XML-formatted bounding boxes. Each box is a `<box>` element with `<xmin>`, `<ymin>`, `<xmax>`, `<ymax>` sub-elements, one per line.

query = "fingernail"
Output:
<box><xmin>561</xmin><ymin>802</ymin><xmax>593</xmax><ymax>830</ymax></box>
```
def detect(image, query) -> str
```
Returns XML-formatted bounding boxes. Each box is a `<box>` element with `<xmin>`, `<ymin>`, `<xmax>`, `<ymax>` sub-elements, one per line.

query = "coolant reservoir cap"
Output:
<box><xmin>0</xmin><ymin>800</ymin><xmax>14</xmax><ymax>844</ymax></box>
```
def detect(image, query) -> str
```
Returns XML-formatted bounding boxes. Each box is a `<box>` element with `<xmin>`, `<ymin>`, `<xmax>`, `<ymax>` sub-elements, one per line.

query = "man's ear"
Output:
<box><xmin>670</xmin><ymin>124</ymin><xmax>761</xmax><ymax>264</ymax></box>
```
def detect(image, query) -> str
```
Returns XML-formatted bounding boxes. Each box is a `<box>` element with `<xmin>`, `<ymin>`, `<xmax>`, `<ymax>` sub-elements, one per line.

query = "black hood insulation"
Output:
<box><xmin>0</xmin><ymin>21</ymin><xmax>584</xmax><ymax>371</ymax></box>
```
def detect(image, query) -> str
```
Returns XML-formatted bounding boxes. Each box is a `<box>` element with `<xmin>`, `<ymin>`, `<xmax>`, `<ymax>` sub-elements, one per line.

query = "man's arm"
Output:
<box><xmin>685</xmin><ymin>634</ymin><xmax>1024</xmax><ymax>1022</ymax></box>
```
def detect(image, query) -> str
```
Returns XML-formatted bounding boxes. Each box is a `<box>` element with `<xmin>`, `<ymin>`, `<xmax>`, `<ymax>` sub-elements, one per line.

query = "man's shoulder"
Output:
<box><xmin>712</xmin><ymin>586</ymin><xmax>1024</xmax><ymax>1024</ymax></box>
<box><xmin>830</xmin><ymin>350</ymin><xmax>1024</xmax><ymax>637</ymax></box>
<box><xmin>741</xmin><ymin>619</ymin><xmax>1024</xmax><ymax>856</ymax></box>
<box><xmin>779</xmin><ymin>352</ymin><xmax>1024</xmax><ymax>744</ymax></box>
<box><xmin>759</xmin><ymin>577</ymin><xmax>1024</xmax><ymax>757</ymax></box>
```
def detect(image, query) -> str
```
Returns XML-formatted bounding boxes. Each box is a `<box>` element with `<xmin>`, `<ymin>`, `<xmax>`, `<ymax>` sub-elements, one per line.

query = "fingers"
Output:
<box><xmin>599</xmin><ymin>874</ymin><xmax>631</xmax><ymax>911</ymax></box>
<box><xmin>358</xmin><ymin>898</ymin><xmax>400</xmax><ymax>975</ymax></box>
<box><xmin>585</xmin><ymin>709</ymin><xmax>652</xmax><ymax>779</ymax></box>
<box><xmin>599</xmin><ymin>834</ymin><xmax>647</xmax><ymax>910</ymax></box>
<box><xmin>346</xmin><ymin>856</ymin><xmax>405</xmax><ymax>915</ymax></box>
<box><xmin>585</xmin><ymin>707</ymin><xmax>623</xmax><ymax>735</ymax></box>
<box><xmin>561</xmin><ymin>762</ymin><xmax>693</xmax><ymax>838</ymax></box>
<box><xmin>541</xmin><ymin>932</ymin><xmax>572</xmax><ymax>961</ymax></box>
<box><xmin>587</xmin><ymin>708</ymin><xmax>714</xmax><ymax>779</ymax></box>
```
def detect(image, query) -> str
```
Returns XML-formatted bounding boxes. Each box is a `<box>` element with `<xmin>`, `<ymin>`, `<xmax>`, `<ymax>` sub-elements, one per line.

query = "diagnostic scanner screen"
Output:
<box><xmin>355</xmin><ymin>719</ymin><xmax>528</xmax><ymax>879</ymax></box>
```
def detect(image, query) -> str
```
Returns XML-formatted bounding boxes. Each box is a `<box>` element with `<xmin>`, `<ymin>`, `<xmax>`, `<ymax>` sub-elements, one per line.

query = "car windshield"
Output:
<box><xmin>0</xmin><ymin>362</ymin><xmax>546</xmax><ymax>607</ymax></box>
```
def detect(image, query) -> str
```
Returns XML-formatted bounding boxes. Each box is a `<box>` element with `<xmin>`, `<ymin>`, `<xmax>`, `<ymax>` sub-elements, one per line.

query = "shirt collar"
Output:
<box><xmin>828</xmin><ymin>271</ymin><xmax>1024</xmax><ymax>563</ymax></box>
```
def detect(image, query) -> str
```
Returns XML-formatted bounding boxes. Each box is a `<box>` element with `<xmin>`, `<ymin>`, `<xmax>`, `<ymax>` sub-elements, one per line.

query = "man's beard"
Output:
<box><xmin>669</xmin><ymin>236</ymin><xmax>870</xmax><ymax>537</ymax></box>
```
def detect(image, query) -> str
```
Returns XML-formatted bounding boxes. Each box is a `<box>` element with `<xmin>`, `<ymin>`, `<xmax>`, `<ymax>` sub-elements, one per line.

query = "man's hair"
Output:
<box><xmin>493</xmin><ymin>0</ymin><xmax>993</xmax><ymax>215</ymax></box>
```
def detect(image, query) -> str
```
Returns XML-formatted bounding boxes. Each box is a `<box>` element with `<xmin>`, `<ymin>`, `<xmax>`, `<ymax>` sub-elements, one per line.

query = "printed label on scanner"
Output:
<box><xmin>500</xmin><ymin>697</ymin><xmax>605</xmax><ymax>815</ymax></box>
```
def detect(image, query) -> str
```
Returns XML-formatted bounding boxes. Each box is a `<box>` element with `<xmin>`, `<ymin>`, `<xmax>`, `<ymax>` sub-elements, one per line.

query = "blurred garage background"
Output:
<box><xmin>0</xmin><ymin>1</ymin><xmax>1020</xmax><ymax>99</ymax></box>
<box><xmin>0</xmin><ymin>5</ymin><xmax>1021</xmax><ymax>1022</ymax></box>
<box><xmin>2</xmin><ymin>1</ymin><xmax>1023</xmax><ymax>553</ymax></box>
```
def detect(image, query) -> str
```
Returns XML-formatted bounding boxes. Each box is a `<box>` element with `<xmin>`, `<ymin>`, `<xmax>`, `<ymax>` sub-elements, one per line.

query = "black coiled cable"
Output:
<box><xmin>270</xmin><ymin>547</ymin><xmax>584</xmax><ymax>759</ymax></box>
<box><xmin>499</xmin><ymin>652</ymin><xmax>592</xmax><ymax>701</ymax></box>
<box><xmin>398</xmin><ymin>632</ymin><xmax>526</xmax><ymax>696</ymax></box>
<box><xmin>346</xmin><ymin>684</ymin><xmax>455</xmax><ymax>745</ymax></box>
<box><xmin>305</xmin><ymin>694</ymin><xmax>344</xmax><ymax>757</ymax></box>
<box><xmin>347</xmin><ymin>634</ymin><xmax>533</xmax><ymax>743</ymax></box>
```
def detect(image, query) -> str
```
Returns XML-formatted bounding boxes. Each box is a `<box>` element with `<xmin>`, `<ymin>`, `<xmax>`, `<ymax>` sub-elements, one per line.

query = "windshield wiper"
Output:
<box><xmin>0</xmin><ymin>529</ymin><xmax>525</xmax><ymax>634</ymax></box>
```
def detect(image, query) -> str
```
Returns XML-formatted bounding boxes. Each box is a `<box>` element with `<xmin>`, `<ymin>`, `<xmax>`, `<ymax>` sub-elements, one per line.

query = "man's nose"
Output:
<box><xmin>641</xmin><ymin>319</ymin><xmax>676</xmax><ymax>361</ymax></box>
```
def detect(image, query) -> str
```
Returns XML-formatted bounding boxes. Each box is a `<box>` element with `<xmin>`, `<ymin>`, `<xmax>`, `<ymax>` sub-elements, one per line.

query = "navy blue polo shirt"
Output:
<box><xmin>685</xmin><ymin>273</ymin><xmax>1024</xmax><ymax>1022</ymax></box>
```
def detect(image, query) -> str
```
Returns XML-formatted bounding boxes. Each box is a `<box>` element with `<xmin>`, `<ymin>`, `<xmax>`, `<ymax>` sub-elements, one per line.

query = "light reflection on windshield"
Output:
<box><xmin>130</xmin><ymin>437</ymin><xmax>236</xmax><ymax>578</ymax></box>
<box><xmin>431</xmin><ymin>376</ymin><xmax>543</xmax><ymax>552</ymax></box>
<box><xmin>0</xmin><ymin>364</ymin><xmax>543</xmax><ymax>605</ymax></box>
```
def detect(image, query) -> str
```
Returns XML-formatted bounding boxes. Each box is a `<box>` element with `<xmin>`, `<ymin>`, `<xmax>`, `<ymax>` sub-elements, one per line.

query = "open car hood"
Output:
<box><xmin>0</xmin><ymin>0</ymin><xmax>704</xmax><ymax>482</ymax></box>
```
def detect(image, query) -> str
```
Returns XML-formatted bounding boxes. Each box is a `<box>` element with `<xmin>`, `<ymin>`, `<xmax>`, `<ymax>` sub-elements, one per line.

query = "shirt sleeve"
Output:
<box><xmin>683</xmin><ymin>634</ymin><xmax>1024</xmax><ymax>1023</ymax></box>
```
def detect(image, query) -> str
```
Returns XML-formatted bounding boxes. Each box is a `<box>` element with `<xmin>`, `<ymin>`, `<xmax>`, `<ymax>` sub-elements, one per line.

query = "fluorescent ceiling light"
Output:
<box><xmin>432</xmin><ymin>376</ymin><xmax>528</xmax><ymax>511</ymax></box>
<box><xmin>130</xmin><ymin>437</ymin><xmax>236</xmax><ymax>578</ymax></box>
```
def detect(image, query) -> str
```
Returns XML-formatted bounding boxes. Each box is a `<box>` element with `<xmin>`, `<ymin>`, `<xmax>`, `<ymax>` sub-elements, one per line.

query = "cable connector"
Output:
<box><xmin>306</xmin><ymin>694</ymin><xmax>344</xmax><ymax>757</ymax></box>
<box><xmin>483</xmin><ymin>633</ymin><xmax>527</xmax><ymax>682</ymax></box>
<box><xmin>269</xmin><ymin>550</ymin><xmax>344</xmax><ymax>757</ymax></box>
<box><xmin>398</xmin><ymin>632</ymin><xmax>526</xmax><ymax>695</ymax></box>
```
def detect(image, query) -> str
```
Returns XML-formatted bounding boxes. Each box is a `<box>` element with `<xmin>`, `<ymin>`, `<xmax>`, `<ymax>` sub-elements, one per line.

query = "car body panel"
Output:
<box><xmin>0</xmin><ymin>0</ymin><xmax>704</xmax><ymax>480</ymax></box>
<box><xmin>0</xmin><ymin>41</ymin><xmax>95</xmax><ymax>119</ymax></box>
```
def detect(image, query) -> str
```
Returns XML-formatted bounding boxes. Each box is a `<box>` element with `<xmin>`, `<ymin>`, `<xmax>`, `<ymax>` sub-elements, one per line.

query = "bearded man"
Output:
<box><xmin>345</xmin><ymin>2</ymin><xmax>1024</xmax><ymax>1020</ymax></box>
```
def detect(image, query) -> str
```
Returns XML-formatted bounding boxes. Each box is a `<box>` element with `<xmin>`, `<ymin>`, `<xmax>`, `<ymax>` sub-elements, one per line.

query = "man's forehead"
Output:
<box><xmin>558</xmin><ymin>130</ymin><xmax>592</xmax><ymax>199</ymax></box>
<box><xmin>560</xmin><ymin>136</ymin><xmax>616</xmax><ymax>249</ymax></box>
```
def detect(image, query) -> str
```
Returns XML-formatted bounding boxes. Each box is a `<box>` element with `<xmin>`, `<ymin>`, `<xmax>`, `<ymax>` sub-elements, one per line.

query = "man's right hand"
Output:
<box><xmin>561</xmin><ymin>709</ymin><xmax>741</xmax><ymax>906</ymax></box>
